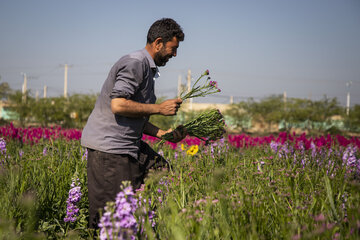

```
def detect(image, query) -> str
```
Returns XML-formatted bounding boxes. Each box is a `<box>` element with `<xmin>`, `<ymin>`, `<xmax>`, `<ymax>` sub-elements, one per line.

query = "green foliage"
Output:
<box><xmin>250</xmin><ymin>95</ymin><xmax>285</xmax><ymax>123</ymax></box>
<box><xmin>309</xmin><ymin>97</ymin><xmax>343</xmax><ymax>122</ymax></box>
<box><xmin>0</xmin><ymin>139</ymin><xmax>89</xmax><ymax>239</ymax></box>
<box><xmin>226</xmin><ymin>95</ymin><xmax>285</xmax><ymax>132</ymax></box>
<box><xmin>7</xmin><ymin>90</ymin><xmax>34</xmax><ymax>127</ymax></box>
<box><xmin>1</xmin><ymin>137</ymin><xmax>360</xmax><ymax>239</ymax></box>
<box><xmin>226</xmin><ymin>95</ymin><xmax>359</xmax><ymax>133</ymax></box>
<box><xmin>223</xmin><ymin>102</ymin><xmax>252</xmax><ymax>132</ymax></box>
<box><xmin>3</xmin><ymin>83</ymin><xmax>358</xmax><ymax>133</ymax></box>
<box><xmin>286</xmin><ymin>98</ymin><xmax>314</xmax><ymax>123</ymax></box>
<box><xmin>6</xmin><ymin>92</ymin><xmax>97</xmax><ymax>128</ymax></box>
<box><xmin>345</xmin><ymin>104</ymin><xmax>360</xmax><ymax>131</ymax></box>
<box><xmin>138</xmin><ymin>142</ymin><xmax>360</xmax><ymax>239</ymax></box>
<box><xmin>0</xmin><ymin>82</ymin><xmax>11</xmax><ymax>99</ymax></box>
<box><xmin>65</xmin><ymin>94</ymin><xmax>98</xmax><ymax>128</ymax></box>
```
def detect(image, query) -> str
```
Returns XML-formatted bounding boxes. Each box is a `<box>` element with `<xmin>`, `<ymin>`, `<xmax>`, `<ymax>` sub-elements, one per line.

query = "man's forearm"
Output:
<box><xmin>143</xmin><ymin>121</ymin><xmax>166</xmax><ymax>138</ymax></box>
<box><xmin>111</xmin><ymin>98</ymin><xmax>160</xmax><ymax>118</ymax></box>
<box><xmin>111</xmin><ymin>97</ymin><xmax>183</xmax><ymax>118</ymax></box>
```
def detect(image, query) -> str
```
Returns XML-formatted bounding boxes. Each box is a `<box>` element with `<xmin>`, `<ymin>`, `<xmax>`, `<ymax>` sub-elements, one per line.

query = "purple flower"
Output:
<box><xmin>64</xmin><ymin>176</ymin><xmax>82</xmax><ymax>223</ymax></box>
<box><xmin>158</xmin><ymin>150</ymin><xmax>164</xmax><ymax>157</ymax></box>
<box><xmin>123</xmin><ymin>186</ymin><xmax>134</xmax><ymax>196</ymax></box>
<box><xmin>0</xmin><ymin>138</ymin><xmax>6</xmax><ymax>154</ymax></box>
<box><xmin>99</xmin><ymin>183</ymin><xmax>138</xmax><ymax>240</ymax></box>
<box><xmin>270</xmin><ymin>141</ymin><xmax>280</xmax><ymax>153</ymax></box>
<box><xmin>310</xmin><ymin>142</ymin><xmax>317</xmax><ymax>158</ymax></box>
<box><xmin>297</xmin><ymin>141</ymin><xmax>305</xmax><ymax>154</ymax></box>
<box><xmin>209</xmin><ymin>80</ymin><xmax>216</xmax><ymax>86</ymax></box>
<box><xmin>82</xmin><ymin>148</ymin><xmax>88</xmax><ymax>161</ymax></box>
<box><xmin>137</xmin><ymin>196</ymin><xmax>156</xmax><ymax>229</ymax></box>
<box><xmin>43</xmin><ymin>147</ymin><xmax>47</xmax><ymax>156</ymax></box>
<box><xmin>342</xmin><ymin>145</ymin><xmax>359</xmax><ymax>175</ymax></box>
<box><xmin>342</xmin><ymin>146</ymin><xmax>357</xmax><ymax>167</ymax></box>
<box><xmin>19</xmin><ymin>150</ymin><xmax>24</xmax><ymax>157</ymax></box>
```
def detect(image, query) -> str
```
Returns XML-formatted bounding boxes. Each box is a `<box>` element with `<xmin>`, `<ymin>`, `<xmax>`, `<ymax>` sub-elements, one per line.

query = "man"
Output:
<box><xmin>81</xmin><ymin>18</ymin><xmax>186</xmax><ymax>229</ymax></box>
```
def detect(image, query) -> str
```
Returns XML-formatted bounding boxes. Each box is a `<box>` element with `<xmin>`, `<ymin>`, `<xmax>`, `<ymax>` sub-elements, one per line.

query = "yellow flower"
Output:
<box><xmin>186</xmin><ymin>145</ymin><xmax>199</xmax><ymax>156</ymax></box>
<box><xmin>181</xmin><ymin>144</ymin><xmax>186</xmax><ymax>151</ymax></box>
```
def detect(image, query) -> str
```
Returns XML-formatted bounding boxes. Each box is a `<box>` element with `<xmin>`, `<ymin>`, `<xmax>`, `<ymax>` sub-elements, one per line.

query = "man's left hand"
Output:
<box><xmin>163</xmin><ymin>125</ymin><xmax>187</xmax><ymax>143</ymax></box>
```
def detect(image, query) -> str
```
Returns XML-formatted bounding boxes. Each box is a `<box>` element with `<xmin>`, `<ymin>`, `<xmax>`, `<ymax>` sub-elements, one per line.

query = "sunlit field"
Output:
<box><xmin>0</xmin><ymin>124</ymin><xmax>359</xmax><ymax>239</ymax></box>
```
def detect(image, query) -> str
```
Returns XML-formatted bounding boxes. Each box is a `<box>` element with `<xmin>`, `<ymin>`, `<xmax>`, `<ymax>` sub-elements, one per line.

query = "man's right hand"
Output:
<box><xmin>158</xmin><ymin>98</ymin><xmax>182</xmax><ymax>116</ymax></box>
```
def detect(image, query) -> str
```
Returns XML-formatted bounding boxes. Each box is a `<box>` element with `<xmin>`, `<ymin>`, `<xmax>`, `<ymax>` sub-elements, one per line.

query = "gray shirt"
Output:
<box><xmin>81</xmin><ymin>48</ymin><xmax>158</xmax><ymax>159</ymax></box>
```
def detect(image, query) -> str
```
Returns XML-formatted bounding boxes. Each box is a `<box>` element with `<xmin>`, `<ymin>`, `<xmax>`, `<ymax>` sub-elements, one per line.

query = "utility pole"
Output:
<box><xmin>43</xmin><ymin>85</ymin><xmax>47</xmax><ymax>98</ymax></box>
<box><xmin>60</xmin><ymin>63</ymin><xmax>72</xmax><ymax>98</ymax></box>
<box><xmin>283</xmin><ymin>91</ymin><xmax>287</xmax><ymax>112</ymax></box>
<box><xmin>21</xmin><ymin>73</ymin><xmax>27</xmax><ymax>94</ymax></box>
<box><xmin>64</xmin><ymin>64</ymin><xmax>68</xmax><ymax>98</ymax></box>
<box><xmin>21</xmin><ymin>72</ymin><xmax>27</xmax><ymax>102</ymax></box>
<box><xmin>346</xmin><ymin>81</ymin><xmax>352</xmax><ymax>116</ymax></box>
<box><xmin>230</xmin><ymin>95</ymin><xmax>234</xmax><ymax>104</ymax></box>
<box><xmin>35</xmin><ymin>90</ymin><xmax>39</xmax><ymax>102</ymax></box>
<box><xmin>177</xmin><ymin>75</ymin><xmax>182</xmax><ymax>98</ymax></box>
<box><xmin>187</xmin><ymin>69</ymin><xmax>192</xmax><ymax>110</ymax></box>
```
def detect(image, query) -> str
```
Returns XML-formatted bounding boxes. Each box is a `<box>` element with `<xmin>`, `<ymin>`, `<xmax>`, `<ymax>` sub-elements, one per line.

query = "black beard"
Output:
<box><xmin>154</xmin><ymin>50</ymin><xmax>169</xmax><ymax>66</ymax></box>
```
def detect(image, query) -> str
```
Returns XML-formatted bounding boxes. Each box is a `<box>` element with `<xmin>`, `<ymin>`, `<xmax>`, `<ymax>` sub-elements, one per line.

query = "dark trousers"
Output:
<box><xmin>87</xmin><ymin>140</ymin><xmax>168</xmax><ymax>229</ymax></box>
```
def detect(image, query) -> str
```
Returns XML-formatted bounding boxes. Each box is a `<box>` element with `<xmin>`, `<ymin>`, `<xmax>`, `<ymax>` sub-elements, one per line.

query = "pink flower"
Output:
<box><xmin>314</xmin><ymin>213</ymin><xmax>326</xmax><ymax>222</ymax></box>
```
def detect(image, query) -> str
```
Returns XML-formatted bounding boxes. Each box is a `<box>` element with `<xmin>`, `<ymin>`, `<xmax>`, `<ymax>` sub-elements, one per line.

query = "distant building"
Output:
<box><xmin>181</xmin><ymin>103</ymin><xmax>231</xmax><ymax>112</ymax></box>
<box><xmin>0</xmin><ymin>100</ymin><xmax>16</xmax><ymax>120</ymax></box>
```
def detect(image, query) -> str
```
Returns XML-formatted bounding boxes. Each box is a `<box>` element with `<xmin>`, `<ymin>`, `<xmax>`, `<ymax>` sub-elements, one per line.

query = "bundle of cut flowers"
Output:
<box><xmin>162</xmin><ymin>109</ymin><xmax>226</xmax><ymax>144</ymax></box>
<box><xmin>180</xmin><ymin>69</ymin><xmax>220</xmax><ymax>101</ymax></box>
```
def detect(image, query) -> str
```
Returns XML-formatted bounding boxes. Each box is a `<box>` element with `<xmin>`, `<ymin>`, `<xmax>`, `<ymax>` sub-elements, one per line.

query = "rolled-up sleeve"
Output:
<box><xmin>110</xmin><ymin>59</ymin><xmax>144</xmax><ymax>99</ymax></box>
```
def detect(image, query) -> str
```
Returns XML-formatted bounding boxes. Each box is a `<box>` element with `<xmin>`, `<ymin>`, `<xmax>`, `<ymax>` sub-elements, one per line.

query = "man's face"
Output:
<box><xmin>154</xmin><ymin>37</ymin><xmax>179</xmax><ymax>67</ymax></box>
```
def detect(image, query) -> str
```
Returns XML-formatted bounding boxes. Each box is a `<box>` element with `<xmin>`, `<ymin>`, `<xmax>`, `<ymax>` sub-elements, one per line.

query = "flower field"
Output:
<box><xmin>0</xmin><ymin>124</ymin><xmax>360</xmax><ymax>239</ymax></box>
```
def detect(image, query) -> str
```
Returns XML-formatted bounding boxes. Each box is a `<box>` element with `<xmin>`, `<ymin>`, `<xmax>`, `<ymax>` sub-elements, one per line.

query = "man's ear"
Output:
<box><xmin>153</xmin><ymin>37</ymin><xmax>164</xmax><ymax>52</ymax></box>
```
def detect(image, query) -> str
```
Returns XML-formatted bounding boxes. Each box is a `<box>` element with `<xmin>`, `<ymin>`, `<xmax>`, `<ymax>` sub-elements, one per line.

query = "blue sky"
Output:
<box><xmin>1</xmin><ymin>0</ymin><xmax>359</xmax><ymax>106</ymax></box>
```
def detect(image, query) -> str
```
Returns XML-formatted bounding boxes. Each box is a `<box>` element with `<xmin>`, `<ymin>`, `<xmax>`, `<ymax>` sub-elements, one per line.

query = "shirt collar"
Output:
<box><xmin>142</xmin><ymin>48</ymin><xmax>157</xmax><ymax>70</ymax></box>
<box><xmin>142</xmin><ymin>48</ymin><xmax>160</xmax><ymax>79</ymax></box>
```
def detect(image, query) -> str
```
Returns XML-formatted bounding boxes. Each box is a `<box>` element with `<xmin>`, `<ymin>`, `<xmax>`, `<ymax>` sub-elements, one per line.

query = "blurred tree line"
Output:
<box><xmin>223</xmin><ymin>95</ymin><xmax>360</xmax><ymax>134</ymax></box>
<box><xmin>1</xmin><ymin>89</ymin><xmax>98</xmax><ymax>128</ymax></box>
<box><xmin>1</xmin><ymin>83</ymin><xmax>360</xmax><ymax>134</ymax></box>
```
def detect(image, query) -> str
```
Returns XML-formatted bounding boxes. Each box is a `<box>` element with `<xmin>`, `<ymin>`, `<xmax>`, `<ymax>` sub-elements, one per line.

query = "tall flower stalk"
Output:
<box><xmin>180</xmin><ymin>70</ymin><xmax>220</xmax><ymax>101</ymax></box>
<box><xmin>0</xmin><ymin>138</ymin><xmax>6</xmax><ymax>155</ymax></box>
<box><xmin>99</xmin><ymin>182</ymin><xmax>138</xmax><ymax>240</ymax></box>
<box><xmin>0</xmin><ymin>138</ymin><xmax>6</xmax><ymax>165</ymax></box>
<box><xmin>64</xmin><ymin>173</ymin><xmax>82</xmax><ymax>223</ymax></box>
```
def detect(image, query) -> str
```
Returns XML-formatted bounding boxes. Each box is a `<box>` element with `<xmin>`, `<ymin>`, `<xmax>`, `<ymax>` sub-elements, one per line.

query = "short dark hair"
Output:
<box><xmin>147</xmin><ymin>18</ymin><xmax>185</xmax><ymax>44</ymax></box>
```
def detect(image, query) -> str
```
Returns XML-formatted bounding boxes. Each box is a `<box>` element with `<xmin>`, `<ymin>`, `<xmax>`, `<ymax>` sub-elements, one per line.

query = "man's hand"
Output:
<box><xmin>158</xmin><ymin>98</ymin><xmax>182</xmax><ymax>116</ymax></box>
<box><xmin>161</xmin><ymin>125</ymin><xmax>187</xmax><ymax>143</ymax></box>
